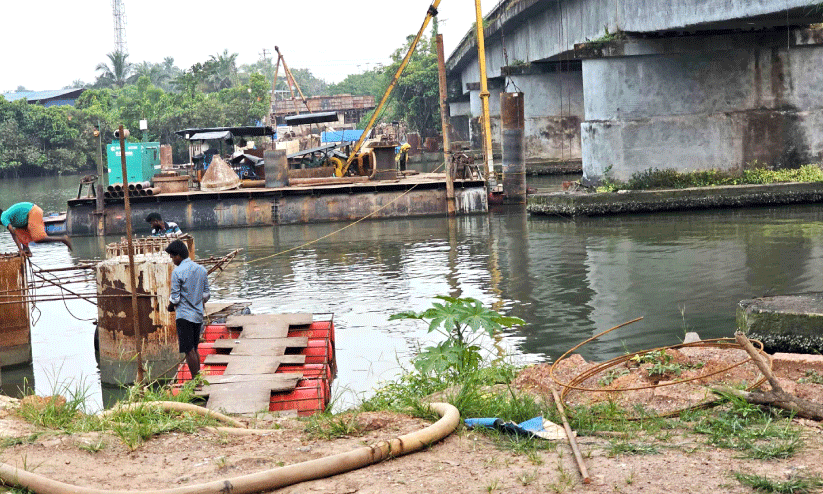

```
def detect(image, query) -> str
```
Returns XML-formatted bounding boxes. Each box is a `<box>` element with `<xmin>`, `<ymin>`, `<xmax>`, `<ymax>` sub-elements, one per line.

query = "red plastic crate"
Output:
<box><xmin>279</xmin><ymin>363</ymin><xmax>333</xmax><ymax>381</ymax></box>
<box><xmin>287</xmin><ymin>321</ymin><xmax>335</xmax><ymax>344</ymax></box>
<box><xmin>269</xmin><ymin>378</ymin><xmax>330</xmax><ymax>416</ymax></box>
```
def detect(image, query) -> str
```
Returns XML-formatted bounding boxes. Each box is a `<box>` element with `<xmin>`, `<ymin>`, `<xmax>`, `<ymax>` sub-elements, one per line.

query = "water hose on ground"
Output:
<box><xmin>0</xmin><ymin>402</ymin><xmax>460</xmax><ymax>494</ymax></box>
<box><xmin>98</xmin><ymin>401</ymin><xmax>246</xmax><ymax>429</ymax></box>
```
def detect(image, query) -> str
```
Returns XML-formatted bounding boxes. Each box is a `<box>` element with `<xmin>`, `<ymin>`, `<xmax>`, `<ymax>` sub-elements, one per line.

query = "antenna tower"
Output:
<box><xmin>112</xmin><ymin>0</ymin><xmax>128</xmax><ymax>54</ymax></box>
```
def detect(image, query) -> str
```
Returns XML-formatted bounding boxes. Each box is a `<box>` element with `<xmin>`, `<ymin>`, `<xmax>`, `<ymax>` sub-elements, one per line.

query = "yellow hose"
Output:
<box><xmin>99</xmin><ymin>401</ymin><xmax>247</xmax><ymax>429</ymax></box>
<box><xmin>0</xmin><ymin>402</ymin><xmax>460</xmax><ymax>494</ymax></box>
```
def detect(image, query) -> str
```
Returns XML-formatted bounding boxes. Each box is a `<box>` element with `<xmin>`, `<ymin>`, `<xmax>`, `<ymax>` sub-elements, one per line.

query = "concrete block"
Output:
<box><xmin>737</xmin><ymin>294</ymin><xmax>823</xmax><ymax>354</ymax></box>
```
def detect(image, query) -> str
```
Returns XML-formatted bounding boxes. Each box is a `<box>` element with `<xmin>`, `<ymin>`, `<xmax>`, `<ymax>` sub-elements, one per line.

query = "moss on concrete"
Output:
<box><xmin>737</xmin><ymin>294</ymin><xmax>823</xmax><ymax>354</ymax></box>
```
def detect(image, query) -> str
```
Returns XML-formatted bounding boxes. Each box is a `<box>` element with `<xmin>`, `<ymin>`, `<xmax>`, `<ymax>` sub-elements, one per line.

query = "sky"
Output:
<box><xmin>0</xmin><ymin>0</ymin><xmax>495</xmax><ymax>93</ymax></box>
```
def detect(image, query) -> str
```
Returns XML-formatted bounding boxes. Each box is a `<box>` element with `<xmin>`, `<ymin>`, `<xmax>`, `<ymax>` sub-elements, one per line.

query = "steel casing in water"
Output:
<box><xmin>0</xmin><ymin>253</ymin><xmax>31</xmax><ymax>367</ymax></box>
<box><xmin>96</xmin><ymin>253</ymin><xmax>178</xmax><ymax>384</ymax></box>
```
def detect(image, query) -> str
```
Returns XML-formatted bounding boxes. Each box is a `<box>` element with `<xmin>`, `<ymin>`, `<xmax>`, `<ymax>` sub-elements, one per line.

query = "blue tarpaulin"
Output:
<box><xmin>321</xmin><ymin>130</ymin><xmax>365</xmax><ymax>143</ymax></box>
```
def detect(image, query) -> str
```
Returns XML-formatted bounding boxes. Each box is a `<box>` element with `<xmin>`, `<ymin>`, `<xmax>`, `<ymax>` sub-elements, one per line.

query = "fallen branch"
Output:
<box><xmin>711</xmin><ymin>332</ymin><xmax>823</xmax><ymax>421</ymax></box>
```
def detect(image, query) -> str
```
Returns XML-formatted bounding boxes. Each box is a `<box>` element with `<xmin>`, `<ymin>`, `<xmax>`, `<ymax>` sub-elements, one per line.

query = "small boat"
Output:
<box><xmin>43</xmin><ymin>212</ymin><xmax>67</xmax><ymax>235</ymax></box>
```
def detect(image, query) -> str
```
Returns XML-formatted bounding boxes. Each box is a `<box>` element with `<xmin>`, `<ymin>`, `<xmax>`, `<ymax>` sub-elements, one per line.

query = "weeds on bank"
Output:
<box><xmin>798</xmin><ymin>370</ymin><xmax>823</xmax><ymax>385</ymax></box>
<box><xmin>304</xmin><ymin>411</ymin><xmax>365</xmax><ymax>440</ymax></box>
<box><xmin>689</xmin><ymin>393</ymin><xmax>801</xmax><ymax>459</ymax></box>
<box><xmin>15</xmin><ymin>375</ymin><xmax>220</xmax><ymax>450</ymax></box>
<box><xmin>733</xmin><ymin>471</ymin><xmax>823</xmax><ymax>493</ymax></box>
<box><xmin>595</xmin><ymin>163</ymin><xmax>823</xmax><ymax>192</ymax></box>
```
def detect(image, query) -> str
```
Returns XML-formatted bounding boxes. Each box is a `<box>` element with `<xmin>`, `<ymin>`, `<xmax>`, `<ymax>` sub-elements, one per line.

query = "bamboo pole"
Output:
<box><xmin>118</xmin><ymin>125</ymin><xmax>145</xmax><ymax>385</ymax></box>
<box><xmin>436</xmin><ymin>33</ymin><xmax>455</xmax><ymax>217</ymax></box>
<box><xmin>551</xmin><ymin>386</ymin><xmax>591</xmax><ymax>484</ymax></box>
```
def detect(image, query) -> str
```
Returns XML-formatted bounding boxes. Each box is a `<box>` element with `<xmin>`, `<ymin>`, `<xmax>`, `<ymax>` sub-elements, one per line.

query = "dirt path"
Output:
<box><xmin>0</xmin><ymin>348</ymin><xmax>822</xmax><ymax>493</ymax></box>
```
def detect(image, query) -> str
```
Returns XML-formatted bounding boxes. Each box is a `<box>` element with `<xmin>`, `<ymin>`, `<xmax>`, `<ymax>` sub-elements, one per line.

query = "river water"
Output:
<box><xmin>1</xmin><ymin>173</ymin><xmax>821</xmax><ymax>412</ymax></box>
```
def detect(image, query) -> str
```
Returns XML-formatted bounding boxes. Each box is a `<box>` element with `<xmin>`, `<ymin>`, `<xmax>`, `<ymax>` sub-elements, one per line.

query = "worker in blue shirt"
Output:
<box><xmin>165</xmin><ymin>239</ymin><xmax>209</xmax><ymax>379</ymax></box>
<box><xmin>145</xmin><ymin>212</ymin><xmax>182</xmax><ymax>237</ymax></box>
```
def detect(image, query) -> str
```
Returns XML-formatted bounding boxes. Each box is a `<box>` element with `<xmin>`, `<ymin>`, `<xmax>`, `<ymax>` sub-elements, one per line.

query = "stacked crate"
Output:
<box><xmin>176</xmin><ymin>315</ymin><xmax>335</xmax><ymax>416</ymax></box>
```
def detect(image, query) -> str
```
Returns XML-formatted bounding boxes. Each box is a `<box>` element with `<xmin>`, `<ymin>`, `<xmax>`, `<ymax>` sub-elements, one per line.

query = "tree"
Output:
<box><xmin>95</xmin><ymin>51</ymin><xmax>134</xmax><ymax>88</ymax></box>
<box><xmin>203</xmin><ymin>49</ymin><xmax>239</xmax><ymax>91</ymax></box>
<box><xmin>385</xmin><ymin>33</ymin><xmax>440</xmax><ymax>136</ymax></box>
<box><xmin>328</xmin><ymin>67</ymin><xmax>386</xmax><ymax>100</ymax></box>
<box><xmin>132</xmin><ymin>62</ymin><xmax>170</xmax><ymax>89</ymax></box>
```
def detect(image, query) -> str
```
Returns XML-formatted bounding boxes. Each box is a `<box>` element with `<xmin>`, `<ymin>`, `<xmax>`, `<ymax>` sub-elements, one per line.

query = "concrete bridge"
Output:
<box><xmin>445</xmin><ymin>0</ymin><xmax>823</xmax><ymax>181</ymax></box>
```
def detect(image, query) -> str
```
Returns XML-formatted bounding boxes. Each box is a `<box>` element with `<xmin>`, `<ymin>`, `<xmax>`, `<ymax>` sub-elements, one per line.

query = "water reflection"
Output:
<box><xmin>2</xmin><ymin>175</ymin><xmax>822</xmax><ymax>412</ymax></box>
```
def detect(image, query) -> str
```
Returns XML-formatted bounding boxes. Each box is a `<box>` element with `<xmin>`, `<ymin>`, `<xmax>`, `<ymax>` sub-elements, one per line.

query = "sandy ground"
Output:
<box><xmin>0</xmin><ymin>347</ymin><xmax>822</xmax><ymax>493</ymax></box>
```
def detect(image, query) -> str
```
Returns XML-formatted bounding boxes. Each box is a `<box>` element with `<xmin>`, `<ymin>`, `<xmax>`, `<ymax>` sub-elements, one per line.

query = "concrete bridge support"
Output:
<box><xmin>449</xmin><ymin>66</ymin><xmax>585</xmax><ymax>174</ymax></box>
<box><xmin>581</xmin><ymin>28</ymin><xmax>823</xmax><ymax>182</ymax></box>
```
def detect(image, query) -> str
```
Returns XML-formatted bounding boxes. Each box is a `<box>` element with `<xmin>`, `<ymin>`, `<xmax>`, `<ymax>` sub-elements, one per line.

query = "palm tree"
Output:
<box><xmin>132</xmin><ymin>61</ymin><xmax>170</xmax><ymax>88</ymax></box>
<box><xmin>95</xmin><ymin>51</ymin><xmax>134</xmax><ymax>88</ymax></box>
<box><xmin>204</xmin><ymin>49</ymin><xmax>239</xmax><ymax>91</ymax></box>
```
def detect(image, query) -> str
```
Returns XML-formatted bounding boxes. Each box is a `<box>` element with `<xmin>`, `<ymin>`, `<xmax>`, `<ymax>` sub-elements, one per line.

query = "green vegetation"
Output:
<box><xmin>628</xmin><ymin>350</ymin><xmax>704</xmax><ymax>378</ymax></box>
<box><xmin>596</xmin><ymin>164</ymin><xmax>823</xmax><ymax>193</ymax></box>
<box><xmin>798</xmin><ymin>370</ymin><xmax>823</xmax><ymax>385</ymax></box>
<box><xmin>2</xmin><ymin>19</ymin><xmax>442</xmax><ymax>178</ymax></box>
<box><xmin>690</xmin><ymin>393</ymin><xmax>801</xmax><ymax>460</ymax></box>
<box><xmin>733</xmin><ymin>471</ymin><xmax>823</xmax><ymax>493</ymax></box>
<box><xmin>13</xmin><ymin>376</ymin><xmax>220</xmax><ymax>451</ymax></box>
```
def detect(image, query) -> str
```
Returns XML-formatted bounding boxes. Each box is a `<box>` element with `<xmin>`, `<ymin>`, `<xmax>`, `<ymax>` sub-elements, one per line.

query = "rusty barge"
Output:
<box><xmin>66</xmin><ymin>173</ymin><xmax>487</xmax><ymax>236</ymax></box>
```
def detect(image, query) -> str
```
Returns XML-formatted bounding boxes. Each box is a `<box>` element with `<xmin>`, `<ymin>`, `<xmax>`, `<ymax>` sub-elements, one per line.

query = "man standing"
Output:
<box><xmin>165</xmin><ymin>239</ymin><xmax>209</xmax><ymax>379</ymax></box>
<box><xmin>0</xmin><ymin>202</ymin><xmax>72</xmax><ymax>256</ymax></box>
<box><xmin>146</xmin><ymin>212</ymin><xmax>182</xmax><ymax>237</ymax></box>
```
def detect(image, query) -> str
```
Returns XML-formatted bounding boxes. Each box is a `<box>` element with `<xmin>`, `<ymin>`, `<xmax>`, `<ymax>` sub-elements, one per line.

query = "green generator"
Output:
<box><xmin>106</xmin><ymin>141</ymin><xmax>161</xmax><ymax>185</ymax></box>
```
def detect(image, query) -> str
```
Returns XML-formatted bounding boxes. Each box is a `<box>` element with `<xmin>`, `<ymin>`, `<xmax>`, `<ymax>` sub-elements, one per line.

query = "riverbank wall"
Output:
<box><xmin>528</xmin><ymin>182</ymin><xmax>823</xmax><ymax>217</ymax></box>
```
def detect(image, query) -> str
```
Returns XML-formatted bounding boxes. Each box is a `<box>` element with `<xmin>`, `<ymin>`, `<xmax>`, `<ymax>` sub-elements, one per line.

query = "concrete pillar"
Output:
<box><xmin>264</xmin><ymin>149</ymin><xmax>289</xmax><ymax>188</ymax></box>
<box><xmin>581</xmin><ymin>29</ymin><xmax>823</xmax><ymax>182</ymax></box>
<box><xmin>501</xmin><ymin>92</ymin><xmax>526</xmax><ymax>203</ymax></box>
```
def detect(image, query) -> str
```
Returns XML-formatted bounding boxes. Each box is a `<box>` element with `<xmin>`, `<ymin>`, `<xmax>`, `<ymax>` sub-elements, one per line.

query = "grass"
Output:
<box><xmin>14</xmin><ymin>376</ymin><xmax>222</xmax><ymax>451</ymax></box>
<box><xmin>798</xmin><ymin>370</ymin><xmax>823</xmax><ymax>385</ymax></box>
<box><xmin>734</xmin><ymin>471</ymin><xmax>823</xmax><ymax>493</ymax></box>
<box><xmin>304</xmin><ymin>410</ymin><xmax>365</xmax><ymax>440</ymax></box>
<box><xmin>596</xmin><ymin>164</ymin><xmax>823</xmax><ymax>192</ymax></box>
<box><xmin>606</xmin><ymin>440</ymin><xmax>659</xmax><ymax>457</ymax></box>
<box><xmin>690</xmin><ymin>394</ymin><xmax>801</xmax><ymax>460</ymax></box>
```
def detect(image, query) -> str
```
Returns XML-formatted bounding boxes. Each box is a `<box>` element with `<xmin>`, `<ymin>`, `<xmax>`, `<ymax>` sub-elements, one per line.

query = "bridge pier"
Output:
<box><xmin>450</xmin><ymin>66</ymin><xmax>585</xmax><ymax>174</ymax></box>
<box><xmin>580</xmin><ymin>28</ymin><xmax>823</xmax><ymax>182</ymax></box>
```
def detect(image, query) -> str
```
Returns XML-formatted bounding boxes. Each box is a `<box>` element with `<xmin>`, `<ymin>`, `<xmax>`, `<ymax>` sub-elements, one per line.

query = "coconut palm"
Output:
<box><xmin>95</xmin><ymin>51</ymin><xmax>134</xmax><ymax>88</ymax></box>
<box><xmin>203</xmin><ymin>49</ymin><xmax>239</xmax><ymax>91</ymax></box>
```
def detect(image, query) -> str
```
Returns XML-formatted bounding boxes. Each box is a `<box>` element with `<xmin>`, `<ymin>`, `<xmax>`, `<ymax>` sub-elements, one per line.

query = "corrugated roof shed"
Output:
<box><xmin>1</xmin><ymin>88</ymin><xmax>85</xmax><ymax>107</ymax></box>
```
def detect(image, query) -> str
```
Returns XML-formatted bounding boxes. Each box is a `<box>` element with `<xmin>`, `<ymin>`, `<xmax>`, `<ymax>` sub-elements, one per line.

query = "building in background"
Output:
<box><xmin>1</xmin><ymin>88</ymin><xmax>86</xmax><ymax>107</ymax></box>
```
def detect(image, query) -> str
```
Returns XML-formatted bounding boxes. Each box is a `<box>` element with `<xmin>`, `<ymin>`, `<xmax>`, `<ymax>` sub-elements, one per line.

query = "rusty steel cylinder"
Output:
<box><xmin>501</xmin><ymin>92</ymin><xmax>526</xmax><ymax>204</ymax></box>
<box><xmin>96</xmin><ymin>253</ymin><xmax>177</xmax><ymax>384</ymax></box>
<box><xmin>0</xmin><ymin>254</ymin><xmax>31</xmax><ymax>367</ymax></box>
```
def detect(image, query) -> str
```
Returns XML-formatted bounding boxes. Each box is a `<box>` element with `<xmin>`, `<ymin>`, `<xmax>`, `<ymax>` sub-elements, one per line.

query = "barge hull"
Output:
<box><xmin>67</xmin><ymin>178</ymin><xmax>488</xmax><ymax>236</ymax></box>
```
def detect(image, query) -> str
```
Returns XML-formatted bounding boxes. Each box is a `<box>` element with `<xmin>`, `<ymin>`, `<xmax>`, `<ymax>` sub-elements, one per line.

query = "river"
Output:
<box><xmin>1</xmin><ymin>173</ymin><xmax>821</xmax><ymax>412</ymax></box>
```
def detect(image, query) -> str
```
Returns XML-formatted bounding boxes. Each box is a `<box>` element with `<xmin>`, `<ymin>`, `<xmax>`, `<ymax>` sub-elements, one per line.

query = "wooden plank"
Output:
<box><xmin>225</xmin><ymin>313</ymin><xmax>313</xmax><ymax>328</ymax></box>
<box><xmin>202</xmin><ymin>373</ymin><xmax>302</xmax><ymax>386</ymax></box>
<box><xmin>206</xmin><ymin>386</ymin><xmax>271</xmax><ymax>415</ymax></box>
<box><xmin>212</xmin><ymin>337</ymin><xmax>308</xmax><ymax>355</ymax></box>
<box><xmin>234</xmin><ymin>323</ymin><xmax>289</xmax><ymax>339</ymax></box>
<box><xmin>204</xmin><ymin>354</ymin><xmax>305</xmax><ymax>365</ymax></box>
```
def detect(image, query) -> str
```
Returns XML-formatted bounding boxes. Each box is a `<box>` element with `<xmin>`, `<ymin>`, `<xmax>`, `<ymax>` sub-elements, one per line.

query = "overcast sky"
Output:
<box><xmin>0</xmin><ymin>0</ymin><xmax>493</xmax><ymax>93</ymax></box>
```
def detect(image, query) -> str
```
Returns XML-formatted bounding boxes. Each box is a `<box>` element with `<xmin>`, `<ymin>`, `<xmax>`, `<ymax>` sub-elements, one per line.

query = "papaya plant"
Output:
<box><xmin>389</xmin><ymin>296</ymin><xmax>524</xmax><ymax>378</ymax></box>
